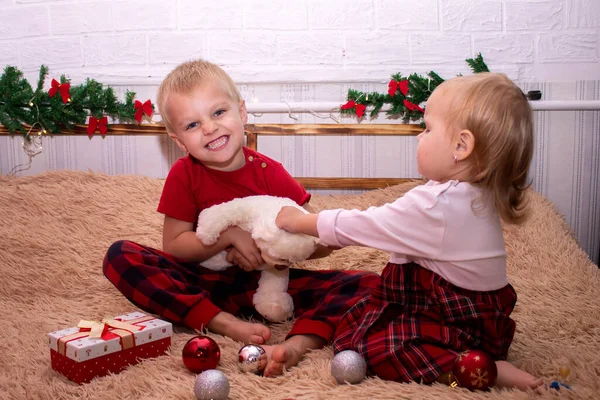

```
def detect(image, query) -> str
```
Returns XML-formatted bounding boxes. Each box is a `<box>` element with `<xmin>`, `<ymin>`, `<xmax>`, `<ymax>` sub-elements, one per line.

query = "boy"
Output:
<box><xmin>103</xmin><ymin>60</ymin><xmax>378</xmax><ymax>377</ymax></box>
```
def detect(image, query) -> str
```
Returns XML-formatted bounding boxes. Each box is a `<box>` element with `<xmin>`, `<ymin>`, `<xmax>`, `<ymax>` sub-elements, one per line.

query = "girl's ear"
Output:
<box><xmin>455</xmin><ymin>129</ymin><xmax>475</xmax><ymax>162</ymax></box>
<box><xmin>167</xmin><ymin>131</ymin><xmax>188</xmax><ymax>153</ymax></box>
<box><xmin>239</xmin><ymin>100</ymin><xmax>248</xmax><ymax>125</ymax></box>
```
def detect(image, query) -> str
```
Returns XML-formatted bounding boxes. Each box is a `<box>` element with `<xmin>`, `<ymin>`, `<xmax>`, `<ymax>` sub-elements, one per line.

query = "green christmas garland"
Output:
<box><xmin>0</xmin><ymin>65</ymin><xmax>153</xmax><ymax>138</ymax></box>
<box><xmin>341</xmin><ymin>53</ymin><xmax>489</xmax><ymax>122</ymax></box>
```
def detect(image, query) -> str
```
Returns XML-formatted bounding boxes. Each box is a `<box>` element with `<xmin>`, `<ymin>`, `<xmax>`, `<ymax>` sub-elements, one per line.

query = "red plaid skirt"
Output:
<box><xmin>333</xmin><ymin>262</ymin><xmax>517</xmax><ymax>384</ymax></box>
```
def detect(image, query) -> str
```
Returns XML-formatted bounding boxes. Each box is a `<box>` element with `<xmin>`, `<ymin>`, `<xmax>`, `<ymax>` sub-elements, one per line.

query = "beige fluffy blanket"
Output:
<box><xmin>0</xmin><ymin>171</ymin><xmax>598</xmax><ymax>399</ymax></box>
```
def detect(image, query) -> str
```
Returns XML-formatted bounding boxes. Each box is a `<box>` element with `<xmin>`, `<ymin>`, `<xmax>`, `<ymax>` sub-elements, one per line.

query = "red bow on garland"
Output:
<box><xmin>87</xmin><ymin>116</ymin><xmax>108</xmax><ymax>138</ymax></box>
<box><xmin>403</xmin><ymin>99</ymin><xmax>424</xmax><ymax>113</ymax></box>
<box><xmin>388</xmin><ymin>79</ymin><xmax>409</xmax><ymax>97</ymax></box>
<box><xmin>48</xmin><ymin>79</ymin><xmax>71</xmax><ymax>104</ymax></box>
<box><xmin>134</xmin><ymin>99</ymin><xmax>153</xmax><ymax>123</ymax></box>
<box><xmin>341</xmin><ymin>100</ymin><xmax>367</xmax><ymax>118</ymax></box>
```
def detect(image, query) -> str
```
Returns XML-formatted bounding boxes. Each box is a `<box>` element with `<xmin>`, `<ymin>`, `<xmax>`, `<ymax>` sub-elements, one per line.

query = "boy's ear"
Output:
<box><xmin>239</xmin><ymin>100</ymin><xmax>248</xmax><ymax>124</ymax></box>
<box><xmin>167</xmin><ymin>131</ymin><xmax>188</xmax><ymax>153</ymax></box>
<box><xmin>455</xmin><ymin>129</ymin><xmax>475</xmax><ymax>161</ymax></box>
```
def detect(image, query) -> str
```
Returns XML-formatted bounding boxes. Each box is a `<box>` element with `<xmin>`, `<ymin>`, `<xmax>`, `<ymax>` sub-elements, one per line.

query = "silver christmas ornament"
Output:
<box><xmin>194</xmin><ymin>369</ymin><xmax>230</xmax><ymax>400</ymax></box>
<box><xmin>237</xmin><ymin>344</ymin><xmax>267</xmax><ymax>374</ymax></box>
<box><xmin>331</xmin><ymin>350</ymin><xmax>367</xmax><ymax>384</ymax></box>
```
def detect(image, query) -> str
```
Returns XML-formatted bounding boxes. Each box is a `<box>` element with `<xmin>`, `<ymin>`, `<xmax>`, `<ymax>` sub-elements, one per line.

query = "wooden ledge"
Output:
<box><xmin>296</xmin><ymin>177</ymin><xmax>417</xmax><ymax>190</ymax></box>
<box><xmin>245</xmin><ymin>123</ymin><xmax>422</xmax><ymax>136</ymax></box>
<box><xmin>0</xmin><ymin>123</ymin><xmax>423</xmax><ymax>136</ymax></box>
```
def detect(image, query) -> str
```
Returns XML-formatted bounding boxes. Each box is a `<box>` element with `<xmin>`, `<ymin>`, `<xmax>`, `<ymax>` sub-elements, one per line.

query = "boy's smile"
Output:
<box><xmin>206</xmin><ymin>135</ymin><xmax>229</xmax><ymax>151</ymax></box>
<box><xmin>165</xmin><ymin>80</ymin><xmax>248</xmax><ymax>171</ymax></box>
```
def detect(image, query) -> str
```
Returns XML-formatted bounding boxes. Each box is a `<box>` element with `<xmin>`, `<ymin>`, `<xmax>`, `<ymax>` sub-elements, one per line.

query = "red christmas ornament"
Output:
<box><xmin>182</xmin><ymin>335</ymin><xmax>221</xmax><ymax>374</ymax></box>
<box><xmin>452</xmin><ymin>350</ymin><xmax>498</xmax><ymax>391</ymax></box>
<box><xmin>134</xmin><ymin>99</ymin><xmax>153</xmax><ymax>123</ymax></box>
<box><xmin>87</xmin><ymin>116</ymin><xmax>108</xmax><ymax>138</ymax></box>
<box><xmin>48</xmin><ymin>78</ymin><xmax>71</xmax><ymax>104</ymax></box>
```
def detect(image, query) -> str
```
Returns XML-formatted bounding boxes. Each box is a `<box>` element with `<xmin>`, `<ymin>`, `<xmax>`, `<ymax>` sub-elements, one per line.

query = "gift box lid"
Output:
<box><xmin>48</xmin><ymin>312</ymin><xmax>172</xmax><ymax>362</ymax></box>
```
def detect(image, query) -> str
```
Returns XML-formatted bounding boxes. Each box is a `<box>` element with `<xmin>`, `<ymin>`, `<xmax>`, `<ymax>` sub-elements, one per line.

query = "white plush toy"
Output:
<box><xmin>196</xmin><ymin>195</ymin><xmax>320</xmax><ymax>322</ymax></box>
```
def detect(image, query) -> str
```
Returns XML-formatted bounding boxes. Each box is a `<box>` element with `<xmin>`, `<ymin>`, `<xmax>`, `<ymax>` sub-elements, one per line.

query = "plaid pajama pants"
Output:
<box><xmin>103</xmin><ymin>240</ymin><xmax>379</xmax><ymax>341</ymax></box>
<box><xmin>333</xmin><ymin>262</ymin><xmax>517</xmax><ymax>384</ymax></box>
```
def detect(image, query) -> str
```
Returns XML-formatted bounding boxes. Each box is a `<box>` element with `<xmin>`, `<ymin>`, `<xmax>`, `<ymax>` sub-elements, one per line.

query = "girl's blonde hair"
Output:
<box><xmin>157</xmin><ymin>60</ymin><xmax>242</xmax><ymax>133</ymax></box>
<box><xmin>444</xmin><ymin>73</ymin><xmax>534</xmax><ymax>224</ymax></box>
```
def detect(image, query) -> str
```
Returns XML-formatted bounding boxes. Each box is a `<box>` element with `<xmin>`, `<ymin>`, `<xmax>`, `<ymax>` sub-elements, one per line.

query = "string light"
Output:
<box><xmin>8</xmin><ymin>100</ymin><xmax>45</xmax><ymax>175</ymax></box>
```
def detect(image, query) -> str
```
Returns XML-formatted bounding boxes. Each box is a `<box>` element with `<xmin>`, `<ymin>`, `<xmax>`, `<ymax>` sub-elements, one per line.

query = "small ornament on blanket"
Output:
<box><xmin>196</xmin><ymin>195</ymin><xmax>320</xmax><ymax>322</ymax></box>
<box><xmin>548</xmin><ymin>366</ymin><xmax>572</xmax><ymax>391</ymax></box>
<box><xmin>194</xmin><ymin>369</ymin><xmax>230</xmax><ymax>400</ymax></box>
<box><xmin>237</xmin><ymin>344</ymin><xmax>267</xmax><ymax>374</ymax></box>
<box><xmin>451</xmin><ymin>350</ymin><xmax>497</xmax><ymax>391</ymax></box>
<box><xmin>182</xmin><ymin>335</ymin><xmax>221</xmax><ymax>374</ymax></box>
<box><xmin>331</xmin><ymin>350</ymin><xmax>367</xmax><ymax>384</ymax></box>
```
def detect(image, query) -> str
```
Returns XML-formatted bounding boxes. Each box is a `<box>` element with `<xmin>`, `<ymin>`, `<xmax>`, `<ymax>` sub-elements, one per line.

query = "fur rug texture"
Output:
<box><xmin>0</xmin><ymin>171</ymin><xmax>599</xmax><ymax>400</ymax></box>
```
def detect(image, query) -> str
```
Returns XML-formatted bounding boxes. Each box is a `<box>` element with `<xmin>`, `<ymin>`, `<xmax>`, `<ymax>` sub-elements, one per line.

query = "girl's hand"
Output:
<box><xmin>275</xmin><ymin>206</ymin><xmax>305</xmax><ymax>233</ymax></box>
<box><xmin>222</xmin><ymin>226</ymin><xmax>264</xmax><ymax>271</ymax></box>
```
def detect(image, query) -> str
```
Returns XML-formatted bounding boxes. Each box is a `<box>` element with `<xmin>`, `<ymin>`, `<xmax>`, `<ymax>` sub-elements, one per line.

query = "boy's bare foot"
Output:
<box><xmin>207</xmin><ymin>311</ymin><xmax>271</xmax><ymax>344</ymax></box>
<box><xmin>495</xmin><ymin>361</ymin><xmax>544</xmax><ymax>391</ymax></box>
<box><xmin>261</xmin><ymin>334</ymin><xmax>327</xmax><ymax>377</ymax></box>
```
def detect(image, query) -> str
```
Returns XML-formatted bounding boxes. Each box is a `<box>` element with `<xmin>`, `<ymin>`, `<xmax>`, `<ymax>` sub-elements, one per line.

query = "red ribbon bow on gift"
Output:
<box><xmin>134</xmin><ymin>99</ymin><xmax>153</xmax><ymax>123</ymax></box>
<box><xmin>388</xmin><ymin>79</ymin><xmax>409</xmax><ymax>97</ymax></box>
<box><xmin>55</xmin><ymin>315</ymin><xmax>157</xmax><ymax>357</ymax></box>
<box><xmin>341</xmin><ymin>100</ymin><xmax>367</xmax><ymax>118</ymax></box>
<box><xmin>87</xmin><ymin>116</ymin><xmax>108</xmax><ymax>138</ymax></box>
<box><xmin>49</xmin><ymin>79</ymin><xmax>71</xmax><ymax>104</ymax></box>
<box><xmin>78</xmin><ymin>318</ymin><xmax>143</xmax><ymax>339</ymax></box>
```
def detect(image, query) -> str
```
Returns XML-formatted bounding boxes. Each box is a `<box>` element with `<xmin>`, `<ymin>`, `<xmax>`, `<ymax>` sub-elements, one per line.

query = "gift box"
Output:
<box><xmin>48</xmin><ymin>311</ymin><xmax>172</xmax><ymax>384</ymax></box>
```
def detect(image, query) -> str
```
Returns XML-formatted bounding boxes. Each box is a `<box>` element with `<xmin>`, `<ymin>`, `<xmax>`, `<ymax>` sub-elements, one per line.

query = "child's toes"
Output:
<box><xmin>249</xmin><ymin>334</ymin><xmax>265</xmax><ymax>344</ymax></box>
<box><xmin>263</xmin><ymin>360</ymin><xmax>285</xmax><ymax>377</ymax></box>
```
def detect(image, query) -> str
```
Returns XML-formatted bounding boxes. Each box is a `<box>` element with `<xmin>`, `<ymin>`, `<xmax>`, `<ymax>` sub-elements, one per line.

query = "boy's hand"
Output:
<box><xmin>275</xmin><ymin>206</ymin><xmax>305</xmax><ymax>233</ymax></box>
<box><xmin>223</xmin><ymin>226</ymin><xmax>264</xmax><ymax>271</ymax></box>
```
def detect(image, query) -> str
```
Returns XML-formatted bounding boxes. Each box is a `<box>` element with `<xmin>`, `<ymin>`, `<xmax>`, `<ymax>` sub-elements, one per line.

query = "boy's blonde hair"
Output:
<box><xmin>157</xmin><ymin>60</ymin><xmax>242</xmax><ymax>133</ymax></box>
<box><xmin>443</xmin><ymin>72</ymin><xmax>533</xmax><ymax>224</ymax></box>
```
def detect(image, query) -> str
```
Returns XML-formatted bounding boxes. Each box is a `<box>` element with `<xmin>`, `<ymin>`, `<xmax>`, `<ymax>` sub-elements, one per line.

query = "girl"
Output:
<box><xmin>275</xmin><ymin>73</ymin><xmax>543</xmax><ymax>390</ymax></box>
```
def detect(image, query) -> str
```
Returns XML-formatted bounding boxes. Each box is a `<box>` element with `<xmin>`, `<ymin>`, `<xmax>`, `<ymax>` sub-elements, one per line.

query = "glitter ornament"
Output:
<box><xmin>194</xmin><ymin>369</ymin><xmax>230</xmax><ymax>400</ymax></box>
<box><xmin>237</xmin><ymin>344</ymin><xmax>267</xmax><ymax>374</ymax></box>
<box><xmin>331</xmin><ymin>350</ymin><xmax>367</xmax><ymax>384</ymax></box>
<box><xmin>182</xmin><ymin>335</ymin><xmax>221</xmax><ymax>374</ymax></box>
<box><xmin>452</xmin><ymin>350</ymin><xmax>497</xmax><ymax>391</ymax></box>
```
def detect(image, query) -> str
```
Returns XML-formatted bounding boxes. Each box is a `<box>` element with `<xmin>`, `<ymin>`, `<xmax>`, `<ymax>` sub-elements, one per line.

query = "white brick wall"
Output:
<box><xmin>0</xmin><ymin>0</ymin><xmax>598</xmax><ymax>83</ymax></box>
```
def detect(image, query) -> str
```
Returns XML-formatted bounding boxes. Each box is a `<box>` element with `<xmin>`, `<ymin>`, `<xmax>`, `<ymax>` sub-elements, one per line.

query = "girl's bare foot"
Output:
<box><xmin>207</xmin><ymin>311</ymin><xmax>271</xmax><ymax>344</ymax></box>
<box><xmin>261</xmin><ymin>334</ymin><xmax>327</xmax><ymax>377</ymax></box>
<box><xmin>495</xmin><ymin>361</ymin><xmax>544</xmax><ymax>391</ymax></box>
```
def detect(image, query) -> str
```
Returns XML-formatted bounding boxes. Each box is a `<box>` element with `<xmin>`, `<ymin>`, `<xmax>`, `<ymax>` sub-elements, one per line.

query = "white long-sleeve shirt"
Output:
<box><xmin>317</xmin><ymin>180</ymin><xmax>508</xmax><ymax>291</ymax></box>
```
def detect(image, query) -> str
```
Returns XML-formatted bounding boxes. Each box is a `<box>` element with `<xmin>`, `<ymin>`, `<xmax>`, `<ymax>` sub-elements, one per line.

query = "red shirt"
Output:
<box><xmin>158</xmin><ymin>147</ymin><xmax>310</xmax><ymax>225</ymax></box>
